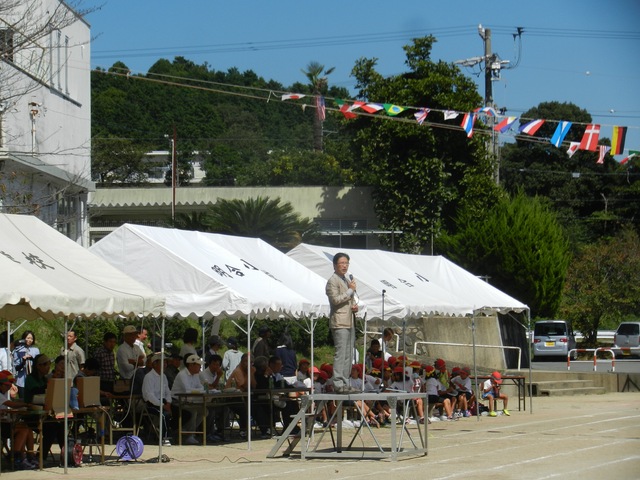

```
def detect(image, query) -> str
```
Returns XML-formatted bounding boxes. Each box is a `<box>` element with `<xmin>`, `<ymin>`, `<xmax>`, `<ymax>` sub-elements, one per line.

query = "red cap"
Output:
<box><xmin>451</xmin><ymin>366</ymin><xmax>461</xmax><ymax>375</ymax></box>
<box><xmin>462</xmin><ymin>366</ymin><xmax>471</xmax><ymax>375</ymax></box>
<box><xmin>435</xmin><ymin>358</ymin><xmax>446</xmax><ymax>369</ymax></box>
<box><xmin>312</xmin><ymin>366</ymin><xmax>321</xmax><ymax>374</ymax></box>
<box><xmin>0</xmin><ymin>370</ymin><xmax>15</xmax><ymax>384</ymax></box>
<box><xmin>372</xmin><ymin>357</ymin><xmax>384</xmax><ymax>370</ymax></box>
<box><xmin>491</xmin><ymin>371</ymin><xmax>503</xmax><ymax>384</ymax></box>
<box><xmin>298</xmin><ymin>358</ymin><xmax>310</xmax><ymax>365</ymax></box>
<box><xmin>410</xmin><ymin>361</ymin><xmax>421</xmax><ymax>368</ymax></box>
<box><xmin>393</xmin><ymin>366</ymin><xmax>404</xmax><ymax>374</ymax></box>
<box><xmin>388</xmin><ymin>356</ymin><xmax>397</xmax><ymax>366</ymax></box>
<box><xmin>321</xmin><ymin>363</ymin><xmax>333</xmax><ymax>375</ymax></box>
<box><xmin>318</xmin><ymin>371</ymin><xmax>329</xmax><ymax>381</ymax></box>
<box><xmin>424</xmin><ymin>365</ymin><xmax>435</xmax><ymax>374</ymax></box>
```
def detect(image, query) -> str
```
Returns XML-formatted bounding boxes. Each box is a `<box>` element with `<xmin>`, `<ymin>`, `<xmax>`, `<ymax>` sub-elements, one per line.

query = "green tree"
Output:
<box><xmin>206</xmin><ymin>196</ymin><xmax>320</xmax><ymax>250</ymax></box>
<box><xmin>560</xmin><ymin>227</ymin><xmax>640</xmax><ymax>346</ymax></box>
<box><xmin>301</xmin><ymin>61</ymin><xmax>334</xmax><ymax>152</ymax></box>
<box><xmin>91</xmin><ymin>137</ymin><xmax>151</xmax><ymax>184</ymax></box>
<box><xmin>349</xmin><ymin>36</ymin><xmax>500</xmax><ymax>253</ymax></box>
<box><xmin>438</xmin><ymin>191</ymin><xmax>571</xmax><ymax>318</ymax></box>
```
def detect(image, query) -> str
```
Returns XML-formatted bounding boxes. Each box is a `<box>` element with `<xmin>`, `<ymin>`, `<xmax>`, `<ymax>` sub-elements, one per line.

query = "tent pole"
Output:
<box><xmin>246</xmin><ymin>313</ymin><xmax>252</xmax><ymax>450</ymax></box>
<box><xmin>527</xmin><ymin>309</ymin><xmax>533</xmax><ymax>414</ymax></box>
<box><xmin>158</xmin><ymin>315</ymin><xmax>166</xmax><ymax>461</ymax></box>
<box><xmin>472</xmin><ymin>312</ymin><xmax>479</xmax><ymax>423</ymax></box>
<box><xmin>63</xmin><ymin>317</ymin><xmax>69</xmax><ymax>473</ymax></box>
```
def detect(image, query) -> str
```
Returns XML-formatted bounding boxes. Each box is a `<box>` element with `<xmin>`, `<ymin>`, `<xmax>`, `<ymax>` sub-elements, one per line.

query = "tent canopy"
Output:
<box><xmin>379</xmin><ymin>252</ymin><xmax>528</xmax><ymax>314</ymax></box>
<box><xmin>0</xmin><ymin>214</ymin><xmax>165</xmax><ymax>320</ymax></box>
<box><xmin>287</xmin><ymin>244</ymin><xmax>473</xmax><ymax>320</ymax></box>
<box><xmin>287</xmin><ymin>244</ymin><xmax>528</xmax><ymax>320</ymax></box>
<box><xmin>90</xmin><ymin>224</ymin><xmax>328</xmax><ymax>320</ymax></box>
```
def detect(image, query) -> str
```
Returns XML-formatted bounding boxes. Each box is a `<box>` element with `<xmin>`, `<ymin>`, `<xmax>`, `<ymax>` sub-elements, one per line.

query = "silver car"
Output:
<box><xmin>532</xmin><ymin>320</ymin><xmax>577</xmax><ymax>360</ymax></box>
<box><xmin>613</xmin><ymin>322</ymin><xmax>640</xmax><ymax>358</ymax></box>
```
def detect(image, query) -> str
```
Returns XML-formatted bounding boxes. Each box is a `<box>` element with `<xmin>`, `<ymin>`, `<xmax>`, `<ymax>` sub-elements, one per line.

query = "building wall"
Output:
<box><xmin>88</xmin><ymin>185</ymin><xmax>382</xmax><ymax>247</ymax></box>
<box><xmin>0</xmin><ymin>1</ymin><xmax>92</xmax><ymax>244</ymax></box>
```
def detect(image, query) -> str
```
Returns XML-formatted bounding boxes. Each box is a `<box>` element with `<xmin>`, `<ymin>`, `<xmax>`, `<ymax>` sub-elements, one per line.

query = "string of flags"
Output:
<box><xmin>280</xmin><ymin>92</ymin><xmax>638</xmax><ymax>164</ymax></box>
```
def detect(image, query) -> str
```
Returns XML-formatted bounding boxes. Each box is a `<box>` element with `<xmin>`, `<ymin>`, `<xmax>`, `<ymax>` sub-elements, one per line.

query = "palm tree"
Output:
<box><xmin>302</xmin><ymin>61</ymin><xmax>334</xmax><ymax>152</ymax></box>
<box><xmin>206</xmin><ymin>196</ymin><xmax>320</xmax><ymax>250</ymax></box>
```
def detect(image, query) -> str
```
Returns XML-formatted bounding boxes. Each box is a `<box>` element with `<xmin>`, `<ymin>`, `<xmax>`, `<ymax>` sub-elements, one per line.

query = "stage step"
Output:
<box><xmin>532</xmin><ymin>379</ymin><xmax>606</xmax><ymax>396</ymax></box>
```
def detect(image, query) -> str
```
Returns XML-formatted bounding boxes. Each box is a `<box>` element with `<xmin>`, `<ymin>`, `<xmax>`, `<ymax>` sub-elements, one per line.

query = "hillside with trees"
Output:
<box><xmin>90</xmin><ymin>37</ymin><xmax>640</xmax><ymax>332</ymax></box>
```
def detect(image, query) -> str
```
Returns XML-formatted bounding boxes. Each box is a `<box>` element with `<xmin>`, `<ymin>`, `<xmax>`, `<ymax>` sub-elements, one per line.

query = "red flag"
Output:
<box><xmin>567</xmin><ymin>141</ymin><xmax>580</xmax><ymax>158</ymax></box>
<box><xmin>578</xmin><ymin>124</ymin><xmax>600</xmax><ymax>151</ymax></box>
<box><xmin>610</xmin><ymin>126</ymin><xmax>627</xmax><ymax>155</ymax></box>
<box><xmin>339</xmin><ymin>103</ymin><xmax>357</xmax><ymax>120</ymax></box>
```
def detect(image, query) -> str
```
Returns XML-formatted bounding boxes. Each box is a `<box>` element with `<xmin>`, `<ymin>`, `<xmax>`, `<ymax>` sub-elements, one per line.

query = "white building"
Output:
<box><xmin>0</xmin><ymin>1</ymin><xmax>93</xmax><ymax>245</ymax></box>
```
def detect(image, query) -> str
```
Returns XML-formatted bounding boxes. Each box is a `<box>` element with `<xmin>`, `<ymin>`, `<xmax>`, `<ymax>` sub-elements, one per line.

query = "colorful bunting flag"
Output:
<box><xmin>461</xmin><ymin>113</ymin><xmax>477</xmax><ymax>138</ymax></box>
<box><xmin>360</xmin><ymin>103</ymin><xmax>384</xmax><ymax>113</ymax></box>
<box><xmin>281</xmin><ymin>93</ymin><xmax>305</xmax><ymax>101</ymax></box>
<box><xmin>567</xmin><ymin>141</ymin><xmax>580</xmax><ymax>158</ymax></box>
<box><xmin>414</xmin><ymin>108</ymin><xmax>430</xmax><ymax>125</ymax></box>
<box><xmin>315</xmin><ymin>96</ymin><xmax>326</xmax><ymax>122</ymax></box>
<box><xmin>550</xmin><ymin>121</ymin><xmax>573</xmax><ymax>148</ymax></box>
<box><xmin>494</xmin><ymin>116</ymin><xmax>517</xmax><ymax>133</ymax></box>
<box><xmin>444</xmin><ymin>110</ymin><xmax>459</xmax><ymax>121</ymax></box>
<box><xmin>519</xmin><ymin>119</ymin><xmax>546</xmax><ymax>135</ymax></box>
<box><xmin>578</xmin><ymin>124</ymin><xmax>600</xmax><ymax>151</ymax></box>
<box><xmin>347</xmin><ymin>101</ymin><xmax>366</xmax><ymax>112</ymax></box>
<box><xmin>474</xmin><ymin>106</ymin><xmax>497</xmax><ymax>117</ymax></box>
<box><xmin>334</xmin><ymin>99</ymin><xmax>357</xmax><ymax>119</ymax></box>
<box><xmin>597</xmin><ymin>145</ymin><xmax>611</xmax><ymax>164</ymax></box>
<box><xmin>383</xmin><ymin>104</ymin><xmax>405</xmax><ymax>116</ymax></box>
<box><xmin>610</xmin><ymin>126</ymin><xmax>627</xmax><ymax>155</ymax></box>
<box><xmin>621</xmin><ymin>152</ymin><xmax>639</xmax><ymax>165</ymax></box>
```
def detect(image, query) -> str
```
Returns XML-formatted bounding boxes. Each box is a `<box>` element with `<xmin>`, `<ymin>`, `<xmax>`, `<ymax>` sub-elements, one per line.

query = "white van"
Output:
<box><xmin>532</xmin><ymin>320</ymin><xmax>577</xmax><ymax>360</ymax></box>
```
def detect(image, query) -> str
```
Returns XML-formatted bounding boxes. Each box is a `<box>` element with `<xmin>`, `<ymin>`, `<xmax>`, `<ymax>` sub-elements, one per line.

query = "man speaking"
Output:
<box><xmin>325</xmin><ymin>252</ymin><xmax>359</xmax><ymax>394</ymax></box>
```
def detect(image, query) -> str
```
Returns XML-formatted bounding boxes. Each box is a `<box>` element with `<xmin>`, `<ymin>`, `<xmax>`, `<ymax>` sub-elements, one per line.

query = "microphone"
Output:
<box><xmin>349</xmin><ymin>274</ymin><xmax>354</xmax><ymax>282</ymax></box>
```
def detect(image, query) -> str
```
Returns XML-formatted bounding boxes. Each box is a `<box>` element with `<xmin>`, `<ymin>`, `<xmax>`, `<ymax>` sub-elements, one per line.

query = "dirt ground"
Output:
<box><xmin>2</xmin><ymin>391</ymin><xmax>639</xmax><ymax>479</ymax></box>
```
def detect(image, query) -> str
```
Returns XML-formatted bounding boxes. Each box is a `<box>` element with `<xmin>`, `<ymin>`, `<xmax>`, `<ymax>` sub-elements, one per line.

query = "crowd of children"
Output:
<box><xmin>307</xmin><ymin>354</ymin><xmax>510</xmax><ymax>426</ymax></box>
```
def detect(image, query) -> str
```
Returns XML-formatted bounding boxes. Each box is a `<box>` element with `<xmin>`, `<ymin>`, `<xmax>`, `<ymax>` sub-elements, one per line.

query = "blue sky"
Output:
<box><xmin>85</xmin><ymin>0</ymin><xmax>640</xmax><ymax>156</ymax></box>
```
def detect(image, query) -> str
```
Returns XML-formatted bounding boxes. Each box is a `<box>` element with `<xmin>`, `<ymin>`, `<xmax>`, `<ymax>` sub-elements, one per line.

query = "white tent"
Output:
<box><xmin>0</xmin><ymin>213</ymin><xmax>166</xmax><ymax>471</ymax></box>
<box><xmin>0</xmin><ymin>214</ymin><xmax>165</xmax><ymax>320</ymax></box>
<box><xmin>287</xmin><ymin>243</ymin><xmax>471</xmax><ymax>320</ymax></box>
<box><xmin>378</xmin><ymin>253</ymin><xmax>528</xmax><ymax>314</ymax></box>
<box><xmin>89</xmin><ymin>224</ymin><xmax>325</xmax><ymax>320</ymax></box>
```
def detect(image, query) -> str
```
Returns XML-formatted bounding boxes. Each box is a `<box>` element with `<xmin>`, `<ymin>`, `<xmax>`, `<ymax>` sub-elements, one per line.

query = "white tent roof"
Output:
<box><xmin>0</xmin><ymin>214</ymin><xmax>165</xmax><ymax>320</ymax></box>
<box><xmin>90</xmin><ymin>224</ymin><xmax>324</xmax><ymax>319</ymax></box>
<box><xmin>380</xmin><ymin>253</ymin><xmax>528</xmax><ymax>314</ymax></box>
<box><xmin>287</xmin><ymin>244</ymin><xmax>470</xmax><ymax>320</ymax></box>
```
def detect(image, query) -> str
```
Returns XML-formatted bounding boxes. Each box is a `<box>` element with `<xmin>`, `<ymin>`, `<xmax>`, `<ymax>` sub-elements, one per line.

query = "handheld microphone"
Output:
<box><xmin>349</xmin><ymin>274</ymin><xmax>354</xmax><ymax>282</ymax></box>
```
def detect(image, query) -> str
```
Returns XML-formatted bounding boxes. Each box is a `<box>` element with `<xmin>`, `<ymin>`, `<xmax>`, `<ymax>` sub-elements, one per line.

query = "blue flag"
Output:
<box><xmin>550</xmin><ymin>121</ymin><xmax>572</xmax><ymax>148</ymax></box>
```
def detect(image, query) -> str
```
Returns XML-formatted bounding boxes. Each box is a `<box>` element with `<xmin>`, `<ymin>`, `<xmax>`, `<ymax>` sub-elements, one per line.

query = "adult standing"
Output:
<box><xmin>62</xmin><ymin>329</ymin><xmax>85</xmax><ymax>380</ymax></box>
<box><xmin>116</xmin><ymin>325</ymin><xmax>146</xmax><ymax>380</ymax></box>
<box><xmin>222</xmin><ymin>337</ymin><xmax>243</xmax><ymax>375</ymax></box>
<box><xmin>252</xmin><ymin>326</ymin><xmax>272</xmax><ymax>359</ymax></box>
<box><xmin>325</xmin><ymin>252</ymin><xmax>359</xmax><ymax>394</ymax></box>
<box><xmin>13</xmin><ymin>330</ymin><xmax>40</xmax><ymax>398</ymax></box>
<box><xmin>94</xmin><ymin>331</ymin><xmax>118</xmax><ymax>394</ymax></box>
<box><xmin>178</xmin><ymin>328</ymin><xmax>199</xmax><ymax>370</ymax></box>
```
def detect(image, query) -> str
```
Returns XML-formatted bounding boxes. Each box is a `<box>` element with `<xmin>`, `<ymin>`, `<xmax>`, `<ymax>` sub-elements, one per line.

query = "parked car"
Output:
<box><xmin>532</xmin><ymin>320</ymin><xmax>577</xmax><ymax>360</ymax></box>
<box><xmin>613</xmin><ymin>322</ymin><xmax>640</xmax><ymax>358</ymax></box>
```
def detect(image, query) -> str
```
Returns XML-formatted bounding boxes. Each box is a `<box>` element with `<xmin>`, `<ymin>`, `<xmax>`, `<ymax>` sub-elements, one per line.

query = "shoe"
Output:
<box><xmin>439</xmin><ymin>415</ymin><xmax>448</xmax><ymax>422</ymax></box>
<box><xmin>489</xmin><ymin>411</ymin><xmax>497</xmax><ymax>417</ymax></box>
<box><xmin>183</xmin><ymin>435</ymin><xmax>200</xmax><ymax>445</ymax></box>
<box><xmin>162</xmin><ymin>438</ymin><xmax>172</xmax><ymax>446</ymax></box>
<box><xmin>463</xmin><ymin>410</ymin><xmax>471</xmax><ymax>417</ymax></box>
<box><xmin>15</xmin><ymin>459</ymin><xmax>36</xmax><ymax>470</ymax></box>
<box><xmin>239</xmin><ymin>430</ymin><xmax>247</xmax><ymax>439</ymax></box>
<box><xmin>502</xmin><ymin>409</ymin><xmax>510</xmax><ymax>416</ymax></box>
<box><xmin>24</xmin><ymin>457</ymin><xmax>39</xmax><ymax>469</ymax></box>
<box><xmin>206</xmin><ymin>433</ymin><xmax>223</xmax><ymax>443</ymax></box>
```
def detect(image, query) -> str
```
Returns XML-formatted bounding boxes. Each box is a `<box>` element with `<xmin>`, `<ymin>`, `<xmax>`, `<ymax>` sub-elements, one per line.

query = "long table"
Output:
<box><xmin>268</xmin><ymin>391</ymin><xmax>428</xmax><ymax>461</ymax></box>
<box><xmin>474</xmin><ymin>375</ymin><xmax>526</xmax><ymax>411</ymax></box>
<box><xmin>174</xmin><ymin>388</ymin><xmax>309</xmax><ymax>445</ymax></box>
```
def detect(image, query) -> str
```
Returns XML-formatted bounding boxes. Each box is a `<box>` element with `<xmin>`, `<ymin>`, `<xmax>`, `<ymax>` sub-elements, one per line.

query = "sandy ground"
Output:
<box><xmin>1</xmin><ymin>392</ymin><xmax>638</xmax><ymax>479</ymax></box>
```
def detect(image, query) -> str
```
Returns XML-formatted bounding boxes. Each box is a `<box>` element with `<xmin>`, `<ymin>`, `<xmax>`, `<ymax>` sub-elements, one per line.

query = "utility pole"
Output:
<box><xmin>478</xmin><ymin>25</ymin><xmax>499</xmax><ymax>184</ymax></box>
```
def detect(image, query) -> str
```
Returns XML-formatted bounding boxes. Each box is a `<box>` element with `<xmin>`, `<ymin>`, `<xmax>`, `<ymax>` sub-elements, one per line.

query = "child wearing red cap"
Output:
<box><xmin>451</xmin><ymin>366</ymin><xmax>474</xmax><ymax>417</ymax></box>
<box><xmin>482</xmin><ymin>371</ymin><xmax>510</xmax><ymax>417</ymax></box>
